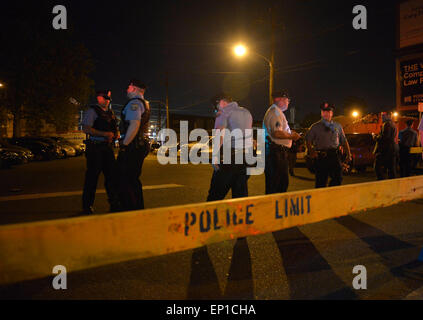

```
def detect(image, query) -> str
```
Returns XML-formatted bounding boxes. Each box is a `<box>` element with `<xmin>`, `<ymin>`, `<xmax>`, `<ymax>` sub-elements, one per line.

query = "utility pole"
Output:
<box><xmin>269</xmin><ymin>6</ymin><xmax>276</xmax><ymax>106</ymax></box>
<box><xmin>165</xmin><ymin>72</ymin><xmax>170</xmax><ymax>129</ymax></box>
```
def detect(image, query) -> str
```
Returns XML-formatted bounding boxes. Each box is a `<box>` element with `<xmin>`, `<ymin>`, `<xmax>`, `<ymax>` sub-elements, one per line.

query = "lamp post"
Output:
<box><xmin>233</xmin><ymin>44</ymin><xmax>274</xmax><ymax>105</ymax></box>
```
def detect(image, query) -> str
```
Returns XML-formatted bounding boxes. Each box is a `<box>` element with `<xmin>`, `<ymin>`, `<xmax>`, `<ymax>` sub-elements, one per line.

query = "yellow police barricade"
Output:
<box><xmin>1</xmin><ymin>176</ymin><xmax>423</xmax><ymax>285</ymax></box>
<box><xmin>410</xmin><ymin>147</ymin><xmax>423</xmax><ymax>154</ymax></box>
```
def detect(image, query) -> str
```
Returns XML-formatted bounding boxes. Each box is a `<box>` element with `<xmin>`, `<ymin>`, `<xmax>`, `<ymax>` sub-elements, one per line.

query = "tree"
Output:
<box><xmin>0</xmin><ymin>2</ymin><xmax>94</xmax><ymax>137</ymax></box>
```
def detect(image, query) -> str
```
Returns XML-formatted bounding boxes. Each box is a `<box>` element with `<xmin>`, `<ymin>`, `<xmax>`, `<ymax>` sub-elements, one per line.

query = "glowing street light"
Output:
<box><xmin>0</xmin><ymin>83</ymin><xmax>4</xmax><ymax>88</ymax></box>
<box><xmin>352</xmin><ymin>111</ymin><xmax>359</xmax><ymax>118</ymax></box>
<box><xmin>393</xmin><ymin>112</ymin><xmax>399</xmax><ymax>118</ymax></box>
<box><xmin>233</xmin><ymin>44</ymin><xmax>274</xmax><ymax>105</ymax></box>
<box><xmin>234</xmin><ymin>44</ymin><xmax>247</xmax><ymax>57</ymax></box>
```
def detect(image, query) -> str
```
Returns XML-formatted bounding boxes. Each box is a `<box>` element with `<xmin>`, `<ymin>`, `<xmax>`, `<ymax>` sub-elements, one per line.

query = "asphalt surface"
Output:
<box><xmin>0</xmin><ymin>155</ymin><xmax>422</xmax><ymax>299</ymax></box>
<box><xmin>0</xmin><ymin>154</ymin><xmax>377</xmax><ymax>225</ymax></box>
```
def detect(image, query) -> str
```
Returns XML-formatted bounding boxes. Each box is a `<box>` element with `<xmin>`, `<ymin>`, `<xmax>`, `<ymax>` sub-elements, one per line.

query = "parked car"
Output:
<box><xmin>30</xmin><ymin>137</ymin><xmax>71</xmax><ymax>159</ymax></box>
<box><xmin>8</xmin><ymin>138</ymin><xmax>59</xmax><ymax>161</ymax></box>
<box><xmin>0</xmin><ymin>139</ymin><xmax>34</xmax><ymax>163</ymax></box>
<box><xmin>0</xmin><ymin>148</ymin><xmax>21</xmax><ymax>168</ymax></box>
<box><xmin>345</xmin><ymin>133</ymin><xmax>376</xmax><ymax>173</ymax></box>
<box><xmin>49</xmin><ymin>137</ymin><xmax>85</xmax><ymax>156</ymax></box>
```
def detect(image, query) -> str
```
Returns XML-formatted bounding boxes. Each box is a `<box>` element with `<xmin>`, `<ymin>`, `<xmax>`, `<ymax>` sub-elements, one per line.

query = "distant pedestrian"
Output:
<box><xmin>117</xmin><ymin>79</ymin><xmax>151</xmax><ymax>211</ymax></box>
<box><xmin>399</xmin><ymin>119</ymin><xmax>418</xmax><ymax>177</ymax></box>
<box><xmin>373</xmin><ymin>112</ymin><xmax>398</xmax><ymax>180</ymax></box>
<box><xmin>305</xmin><ymin>102</ymin><xmax>352</xmax><ymax>188</ymax></box>
<box><xmin>206</xmin><ymin>93</ymin><xmax>253</xmax><ymax>201</ymax></box>
<box><xmin>81</xmin><ymin>90</ymin><xmax>120</xmax><ymax>215</ymax></box>
<box><xmin>263</xmin><ymin>90</ymin><xmax>301</xmax><ymax>194</ymax></box>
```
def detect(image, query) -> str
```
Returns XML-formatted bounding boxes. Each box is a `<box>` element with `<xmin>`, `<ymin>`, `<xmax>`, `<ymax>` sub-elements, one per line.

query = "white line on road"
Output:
<box><xmin>0</xmin><ymin>184</ymin><xmax>184</xmax><ymax>202</ymax></box>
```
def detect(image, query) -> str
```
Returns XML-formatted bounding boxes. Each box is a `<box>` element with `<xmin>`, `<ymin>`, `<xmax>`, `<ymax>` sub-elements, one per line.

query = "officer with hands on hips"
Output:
<box><xmin>81</xmin><ymin>90</ymin><xmax>120</xmax><ymax>215</ymax></box>
<box><xmin>118</xmin><ymin>79</ymin><xmax>151</xmax><ymax>211</ymax></box>
<box><xmin>306</xmin><ymin>102</ymin><xmax>352</xmax><ymax>188</ymax></box>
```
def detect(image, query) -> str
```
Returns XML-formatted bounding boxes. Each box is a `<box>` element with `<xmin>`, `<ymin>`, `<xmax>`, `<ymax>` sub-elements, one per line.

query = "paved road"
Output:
<box><xmin>1</xmin><ymin>156</ymin><xmax>422</xmax><ymax>299</ymax></box>
<box><xmin>1</xmin><ymin>199</ymin><xmax>422</xmax><ymax>300</ymax></box>
<box><xmin>0</xmin><ymin>155</ymin><xmax>376</xmax><ymax>225</ymax></box>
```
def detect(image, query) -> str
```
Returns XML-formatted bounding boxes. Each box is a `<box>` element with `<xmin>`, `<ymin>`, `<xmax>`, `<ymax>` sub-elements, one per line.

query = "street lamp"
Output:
<box><xmin>233</xmin><ymin>44</ymin><xmax>274</xmax><ymax>105</ymax></box>
<box><xmin>352</xmin><ymin>111</ymin><xmax>359</xmax><ymax>118</ymax></box>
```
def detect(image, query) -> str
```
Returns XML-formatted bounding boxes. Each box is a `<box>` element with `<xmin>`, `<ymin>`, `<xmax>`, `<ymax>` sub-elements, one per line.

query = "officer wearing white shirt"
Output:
<box><xmin>263</xmin><ymin>90</ymin><xmax>301</xmax><ymax>194</ymax></box>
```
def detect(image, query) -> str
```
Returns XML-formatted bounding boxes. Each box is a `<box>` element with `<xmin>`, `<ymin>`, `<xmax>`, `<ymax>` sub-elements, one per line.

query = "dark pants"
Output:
<box><xmin>82</xmin><ymin>143</ymin><xmax>119</xmax><ymax>210</ymax></box>
<box><xmin>288</xmin><ymin>152</ymin><xmax>297</xmax><ymax>176</ymax></box>
<box><xmin>117</xmin><ymin>144</ymin><xmax>148</xmax><ymax>211</ymax></box>
<box><xmin>374</xmin><ymin>152</ymin><xmax>396</xmax><ymax>180</ymax></box>
<box><xmin>207</xmin><ymin>165</ymin><xmax>249</xmax><ymax>201</ymax></box>
<box><xmin>265</xmin><ymin>146</ymin><xmax>289</xmax><ymax>194</ymax></box>
<box><xmin>399</xmin><ymin>145</ymin><xmax>412</xmax><ymax>178</ymax></box>
<box><xmin>315</xmin><ymin>151</ymin><xmax>343</xmax><ymax>188</ymax></box>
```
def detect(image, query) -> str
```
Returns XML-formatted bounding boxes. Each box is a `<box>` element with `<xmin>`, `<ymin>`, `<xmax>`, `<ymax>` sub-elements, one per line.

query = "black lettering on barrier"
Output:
<box><xmin>200</xmin><ymin>211</ymin><xmax>211</xmax><ymax>233</ymax></box>
<box><xmin>185</xmin><ymin>212</ymin><xmax>197</xmax><ymax>236</ymax></box>
<box><xmin>275</xmin><ymin>195</ymin><xmax>313</xmax><ymax>220</ymax></box>
<box><xmin>213</xmin><ymin>209</ymin><xmax>222</xmax><ymax>231</ymax></box>
<box><xmin>184</xmin><ymin>204</ymin><xmax>256</xmax><ymax>237</ymax></box>
<box><xmin>246</xmin><ymin>205</ymin><xmax>254</xmax><ymax>225</ymax></box>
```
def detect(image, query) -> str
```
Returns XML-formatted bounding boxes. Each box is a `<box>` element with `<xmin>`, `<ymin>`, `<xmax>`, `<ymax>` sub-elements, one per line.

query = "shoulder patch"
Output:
<box><xmin>131</xmin><ymin>103</ymin><xmax>139</xmax><ymax>111</ymax></box>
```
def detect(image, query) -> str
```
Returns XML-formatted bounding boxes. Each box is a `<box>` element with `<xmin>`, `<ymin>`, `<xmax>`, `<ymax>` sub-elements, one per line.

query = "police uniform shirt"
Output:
<box><xmin>215</xmin><ymin>102</ymin><xmax>253</xmax><ymax>149</ymax></box>
<box><xmin>82</xmin><ymin>106</ymin><xmax>107</xmax><ymax>142</ymax></box>
<box><xmin>122</xmin><ymin>94</ymin><xmax>145</xmax><ymax>123</ymax></box>
<box><xmin>263</xmin><ymin>104</ymin><xmax>292</xmax><ymax>148</ymax></box>
<box><xmin>306</xmin><ymin>120</ymin><xmax>346</xmax><ymax>150</ymax></box>
<box><xmin>399</xmin><ymin>127</ymin><xmax>417</xmax><ymax>148</ymax></box>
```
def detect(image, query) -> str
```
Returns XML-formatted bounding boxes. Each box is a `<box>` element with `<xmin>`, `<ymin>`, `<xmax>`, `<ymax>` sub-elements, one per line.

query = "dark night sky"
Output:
<box><xmin>2</xmin><ymin>0</ymin><xmax>399</xmax><ymax>121</ymax></box>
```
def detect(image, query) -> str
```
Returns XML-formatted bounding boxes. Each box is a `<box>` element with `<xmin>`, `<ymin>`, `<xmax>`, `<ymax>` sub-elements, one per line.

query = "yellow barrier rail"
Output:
<box><xmin>410</xmin><ymin>147</ymin><xmax>423</xmax><ymax>154</ymax></box>
<box><xmin>1</xmin><ymin>176</ymin><xmax>423</xmax><ymax>285</ymax></box>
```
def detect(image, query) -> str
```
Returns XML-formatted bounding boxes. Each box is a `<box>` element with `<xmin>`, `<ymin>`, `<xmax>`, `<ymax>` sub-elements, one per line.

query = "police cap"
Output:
<box><xmin>96</xmin><ymin>90</ymin><xmax>111</xmax><ymax>100</ymax></box>
<box><xmin>211</xmin><ymin>93</ymin><xmax>232</xmax><ymax>107</ymax></box>
<box><xmin>129</xmin><ymin>79</ymin><xmax>147</xmax><ymax>90</ymax></box>
<box><xmin>272</xmin><ymin>90</ymin><xmax>290</xmax><ymax>99</ymax></box>
<box><xmin>320</xmin><ymin>102</ymin><xmax>334</xmax><ymax>112</ymax></box>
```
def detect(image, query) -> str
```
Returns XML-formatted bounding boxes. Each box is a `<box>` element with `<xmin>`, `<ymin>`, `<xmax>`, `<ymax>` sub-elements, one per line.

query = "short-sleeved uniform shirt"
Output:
<box><xmin>263</xmin><ymin>104</ymin><xmax>292</xmax><ymax>148</ymax></box>
<box><xmin>215</xmin><ymin>102</ymin><xmax>253</xmax><ymax>149</ymax></box>
<box><xmin>82</xmin><ymin>105</ymin><xmax>107</xmax><ymax>142</ymax></box>
<box><xmin>399</xmin><ymin>127</ymin><xmax>417</xmax><ymax>148</ymax></box>
<box><xmin>122</xmin><ymin>94</ymin><xmax>145</xmax><ymax>123</ymax></box>
<box><xmin>306</xmin><ymin>120</ymin><xmax>346</xmax><ymax>150</ymax></box>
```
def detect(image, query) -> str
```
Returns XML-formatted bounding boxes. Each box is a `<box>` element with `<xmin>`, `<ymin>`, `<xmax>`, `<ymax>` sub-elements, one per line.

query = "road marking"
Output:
<box><xmin>0</xmin><ymin>184</ymin><xmax>184</xmax><ymax>202</ymax></box>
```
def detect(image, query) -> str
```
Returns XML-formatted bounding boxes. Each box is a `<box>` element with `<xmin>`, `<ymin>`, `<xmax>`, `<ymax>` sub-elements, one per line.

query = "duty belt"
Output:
<box><xmin>316</xmin><ymin>148</ymin><xmax>339</xmax><ymax>157</ymax></box>
<box><xmin>269</xmin><ymin>142</ymin><xmax>290</xmax><ymax>152</ymax></box>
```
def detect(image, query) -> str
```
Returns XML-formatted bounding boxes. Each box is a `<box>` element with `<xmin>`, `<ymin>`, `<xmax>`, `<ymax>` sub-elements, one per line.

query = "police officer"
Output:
<box><xmin>81</xmin><ymin>90</ymin><xmax>120</xmax><ymax>215</ymax></box>
<box><xmin>207</xmin><ymin>93</ymin><xmax>253</xmax><ymax>201</ymax></box>
<box><xmin>263</xmin><ymin>90</ymin><xmax>301</xmax><ymax>194</ymax></box>
<box><xmin>373</xmin><ymin>112</ymin><xmax>397</xmax><ymax>180</ymax></box>
<box><xmin>306</xmin><ymin>102</ymin><xmax>352</xmax><ymax>188</ymax></box>
<box><xmin>118</xmin><ymin>79</ymin><xmax>150</xmax><ymax>211</ymax></box>
<box><xmin>399</xmin><ymin>119</ymin><xmax>418</xmax><ymax>177</ymax></box>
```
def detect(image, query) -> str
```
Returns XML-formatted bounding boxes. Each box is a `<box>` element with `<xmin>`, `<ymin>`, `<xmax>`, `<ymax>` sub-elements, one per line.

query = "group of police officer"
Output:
<box><xmin>81</xmin><ymin>79</ymin><xmax>150</xmax><ymax>215</ymax></box>
<box><xmin>81</xmin><ymin>84</ymin><xmax>381</xmax><ymax>213</ymax></box>
<box><xmin>206</xmin><ymin>91</ymin><xmax>352</xmax><ymax>203</ymax></box>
